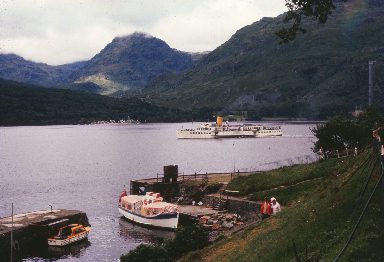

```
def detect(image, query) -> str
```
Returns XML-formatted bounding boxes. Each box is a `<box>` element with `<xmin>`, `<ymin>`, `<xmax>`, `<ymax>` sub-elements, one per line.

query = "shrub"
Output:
<box><xmin>120</xmin><ymin>224</ymin><xmax>209</xmax><ymax>262</ymax></box>
<box><xmin>120</xmin><ymin>244</ymin><xmax>168</xmax><ymax>262</ymax></box>
<box><xmin>312</xmin><ymin>108</ymin><xmax>383</xmax><ymax>152</ymax></box>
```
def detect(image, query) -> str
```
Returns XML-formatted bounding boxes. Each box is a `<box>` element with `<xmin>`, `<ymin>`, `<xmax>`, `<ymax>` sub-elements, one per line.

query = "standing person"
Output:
<box><xmin>318</xmin><ymin>147</ymin><xmax>324</xmax><ymax>160</ymax></box>
<box><xmin>260</xmin><ymin>197</ymin><xmax>272</xmax><ymax>220</ymax></box>
<box><xmin>373</xmin><ymin>127</ymin><xmax>384</xmax><ymax>161</ymax></box>
<box><xmin>270</xmin><ymin>197</ymin><xmax>281</xmax><ymax>215</ymax></box>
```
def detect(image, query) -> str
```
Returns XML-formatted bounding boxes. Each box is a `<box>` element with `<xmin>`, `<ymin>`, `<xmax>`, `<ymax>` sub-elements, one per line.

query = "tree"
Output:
<box><xmin>312</xmin><ymin>116</ymin><xmax>364</xmax><ymax>152</ymax></box>
<box><xmin>277</xmin><ymin>0</ymin><xmax>346</xmax><ymax>43</ymax></box>
<box><xmin>312</xmin><ymin>108</ymin><xmax>383</xmax><ymax>152</ymax></box>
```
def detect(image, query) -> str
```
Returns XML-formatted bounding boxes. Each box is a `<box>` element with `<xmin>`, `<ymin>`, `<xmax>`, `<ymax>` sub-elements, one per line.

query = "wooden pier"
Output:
<box><xmin>0</xmin><ymin>209</ymin><xmax>89</xmax><ymax>260</ymax></box>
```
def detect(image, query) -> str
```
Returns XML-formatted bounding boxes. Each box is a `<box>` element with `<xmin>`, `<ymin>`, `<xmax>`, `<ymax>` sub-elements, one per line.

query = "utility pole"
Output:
<box><xmin>233</xmin><ymin>141</ymin><xmax>236</xmax><ymax>178</ymax></box>
<box><xmin>368</xmin><ymin>60</ymin><xmax>376</xmax><ymax>106</ymax></box>
<box><xmin>10</xmin><ymin>203</ymin><xmax>13</xmax><ymax>262</ymax></box>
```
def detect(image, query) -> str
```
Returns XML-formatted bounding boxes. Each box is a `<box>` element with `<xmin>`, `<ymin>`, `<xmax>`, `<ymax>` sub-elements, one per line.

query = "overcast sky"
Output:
<box><xmin>0</xmin><ymin>0</ymin><xmax>286</xmax><ymax>65</ymax></box>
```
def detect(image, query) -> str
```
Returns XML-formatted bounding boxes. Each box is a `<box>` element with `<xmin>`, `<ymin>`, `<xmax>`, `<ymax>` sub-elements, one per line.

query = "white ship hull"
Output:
<box><xmin>118</xmin><ymin>206</ymin><xmax>179</xmax><ymax>229</ymax></box>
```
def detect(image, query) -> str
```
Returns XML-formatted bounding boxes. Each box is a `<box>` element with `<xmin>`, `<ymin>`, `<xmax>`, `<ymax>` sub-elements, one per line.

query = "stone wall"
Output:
<box><xmin>203</xmin><ymin>195</ymin><xmax>260</xmax><ymax>217</ymax></box>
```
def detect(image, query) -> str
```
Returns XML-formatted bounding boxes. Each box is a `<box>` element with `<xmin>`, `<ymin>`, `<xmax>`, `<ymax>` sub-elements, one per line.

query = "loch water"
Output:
<box><xmin>0</xmin><ymin>122</ymin><xmax>318</xmax><ymax>261</ymax></box>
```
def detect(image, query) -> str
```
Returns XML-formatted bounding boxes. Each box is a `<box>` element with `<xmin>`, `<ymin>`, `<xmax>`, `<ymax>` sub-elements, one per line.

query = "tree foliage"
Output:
<box><xmin>120</xmin><ymin>224</ymin><xmax>209</xmax><ymax>262</ymax></box>
<box><xmin>162</xmin><ymin>224</ymin><xmax>209</xmax><ymax>260</ymax></box>
<box><xmin>277</xmin><ymin>0</ymin><xmax>344</xmax><ymax>43</ymax></box>
<box><xmin>120</xmin><ymin>244</ymin><xmax>169</xmax><ymax>262</ymax></box>
<box><xmin>312</xmin><ymin>108</ymin><xmax>383</xmax><ymax>152</ymax></box>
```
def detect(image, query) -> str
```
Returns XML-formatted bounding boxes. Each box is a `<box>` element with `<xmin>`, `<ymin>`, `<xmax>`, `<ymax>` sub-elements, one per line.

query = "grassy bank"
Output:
<box><xmin>181</xmin><ymin>150</ymin><xmax>384</xmax><ymax>261</ymax></box>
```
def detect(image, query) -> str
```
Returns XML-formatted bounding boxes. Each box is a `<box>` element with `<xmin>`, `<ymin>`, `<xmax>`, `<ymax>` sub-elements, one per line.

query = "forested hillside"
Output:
<box><xmin>0</xmin><ymin>78</ymin><xmax>200</xmax><ymax>126</ymax></box>
<box><xmin>144</xmin><ymin>0</ymin><xmax>384</xmax><ymax>119</ymax></box>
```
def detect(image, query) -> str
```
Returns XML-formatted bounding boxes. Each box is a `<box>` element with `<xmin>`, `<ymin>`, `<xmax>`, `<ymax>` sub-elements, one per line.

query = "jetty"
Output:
<box><xmin>0</xmin><ymin>209</ymin><xmax>89</xmax><ymax>260</ymax></box>
<box><xmin>129</xmin><ymin>165</ymin><xmax>262</xmax><ymax>226</ymax></box>
<box><xmin>130</xmin><ymin>165</ymin><xmax>258</xmax><ymax>200</ymax></box>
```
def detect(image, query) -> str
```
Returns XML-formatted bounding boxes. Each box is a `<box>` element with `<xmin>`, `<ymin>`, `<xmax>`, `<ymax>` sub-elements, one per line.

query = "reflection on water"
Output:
<box><xmin>119</xmin><ymin>218</ymin><xmax>174</xmax><ymax>244</ymax></box>
<box><xmin>19</xmin><ymin>239</ymin><xmax>91</xmax><ymax>261</ymax></box>
<box><xmin>47</xmin><ymin>239</ymin><xmax>91</xmax><ymax>259</ymax></box>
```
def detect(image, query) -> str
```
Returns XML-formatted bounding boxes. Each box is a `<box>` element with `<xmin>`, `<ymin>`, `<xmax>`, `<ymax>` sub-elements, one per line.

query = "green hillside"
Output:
<box><xmin>181</xmin><ymin>150</ymin><xmax>384</xmax><ymax>261</ymax></box>
<box><xmin>0</xmin><ymin>78</ymin><xmax>196</xmax><ymax>126</ymax></box>
<box><xmin>144</xmin><ymin>0</ymin><xmax>384</xmax><ymax>119</ymax></box>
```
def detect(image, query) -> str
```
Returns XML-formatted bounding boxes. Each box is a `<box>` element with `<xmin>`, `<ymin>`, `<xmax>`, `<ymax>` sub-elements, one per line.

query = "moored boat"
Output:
<box><xmin>176</xmin><ymin>116</ymin><xmax>282</xmax><ymax>139</ymax></box>
<box><xmin>48</xmin><ymin>224</ymin><xmax>91</xmax><ymax>246</ymax></box>
<box><xmin>118</xmin><ymin>191</ymin><xmax>179</xmax><ymax>229</ymax></box>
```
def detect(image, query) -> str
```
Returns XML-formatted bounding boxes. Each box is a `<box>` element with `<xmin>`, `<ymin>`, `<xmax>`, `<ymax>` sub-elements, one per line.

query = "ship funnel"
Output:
<box><xmin>216</xmin><ymin>116</ymin><xmax>223</xmax><ymax>127</ymax></box>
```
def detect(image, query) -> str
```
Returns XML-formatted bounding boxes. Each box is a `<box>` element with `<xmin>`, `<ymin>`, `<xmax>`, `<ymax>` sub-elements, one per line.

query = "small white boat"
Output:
<box><xmin>118</xmin><ymin>191</ymin><xmax>179</xmax><ymax>229</ymax></box>
<box><xmin>48</xmin><ymin>224</ymin><xmax>91</xmax><ymax>246</ymax></box>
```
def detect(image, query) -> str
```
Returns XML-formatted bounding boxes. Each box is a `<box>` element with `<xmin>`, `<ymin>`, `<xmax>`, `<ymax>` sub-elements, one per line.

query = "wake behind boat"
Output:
<box><xmin>176</xmin><ymin>116</ymin><xmax>282</xmax><ymax>139</ymax></box>
<box><xmin>118</xmin><ymin>191</ymin><xmax>179</xmax><ymax>229</ymax></box>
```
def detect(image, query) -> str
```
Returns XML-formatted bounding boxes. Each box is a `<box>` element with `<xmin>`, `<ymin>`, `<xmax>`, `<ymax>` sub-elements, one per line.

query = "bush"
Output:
<box><xmin>203</xmin><ymin>183</ymin><xmax>223</xmax><ymax>194</ymax></box>
<box><xmin>120</xmin><ymin>224</ymin><xmax>209</xmax><ymax>262</ymax></box>
<box><xmin>120</xmin><ymin>244</ymin><xmax>168</xmax><ymax>262</ymax></box>
<box><xmin>164</xmin><ymin>224</ymin><xmax>209</xmax><ymax>260</ymax></box>
<box><xmin>312</xmin><ymin>108</ymin><xmax>383</xmax><ymax>152</ymax></box>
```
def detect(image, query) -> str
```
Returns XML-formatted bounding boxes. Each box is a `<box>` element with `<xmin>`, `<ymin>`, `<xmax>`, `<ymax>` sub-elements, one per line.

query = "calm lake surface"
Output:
<box><xmin>0</xmin><ymin>122</ymin><xmax>317</xmax><ymax>261</ymax></box>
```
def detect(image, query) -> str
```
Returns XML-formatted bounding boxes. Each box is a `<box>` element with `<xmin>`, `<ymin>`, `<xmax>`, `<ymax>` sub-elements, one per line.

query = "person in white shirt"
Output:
<box><xmin>270</xmin><ymin>197</ymin><xmax>281</xmax><ymax>215</ymax></box>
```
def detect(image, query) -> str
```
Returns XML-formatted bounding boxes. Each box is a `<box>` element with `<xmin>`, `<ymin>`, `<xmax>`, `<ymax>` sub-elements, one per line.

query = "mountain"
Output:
<box><xmin>0</xmin><ymin>33</ymin><xmax>204</xmax><ymax>95</ymax></box>
<box><xmin>144</xmin><ymin>0</ymin><xmax>384</xmax><ymax>119</ymax></box>
<box><xmin>70</xmin><ymin>32</ymin><xmax>197</xmax><ymax>95</ymax></box>
<box><xmin>0</xmin><ymin>54</ymin><xmax>86</xmax><ymax>87</ymax></box>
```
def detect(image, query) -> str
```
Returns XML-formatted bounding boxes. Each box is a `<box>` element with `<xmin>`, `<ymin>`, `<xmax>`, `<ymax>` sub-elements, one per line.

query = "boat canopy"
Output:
<box><xmin>141</xmin><ymin>201</ymin><xmax>178</xmax><ymax>217</ymax></box>
<box><xmin>121</xmin><ymin>195</ymin><xmax>143</xmax><ymax>205</ymax></box>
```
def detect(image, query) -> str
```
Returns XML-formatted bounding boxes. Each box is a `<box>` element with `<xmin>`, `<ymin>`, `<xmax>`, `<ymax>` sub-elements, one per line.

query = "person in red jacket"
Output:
<box><xmin>260</xmin><ymin>197</ymin><xmax>272</xmax><ymax>220</ymax></box>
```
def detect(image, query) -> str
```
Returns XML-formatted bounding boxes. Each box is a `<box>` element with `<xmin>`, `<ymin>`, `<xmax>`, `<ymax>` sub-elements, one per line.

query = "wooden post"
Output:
<box><xmin>157</xmin><ymin>173</ymin><xmax>159</xmax><ymax>183</ymax></box>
